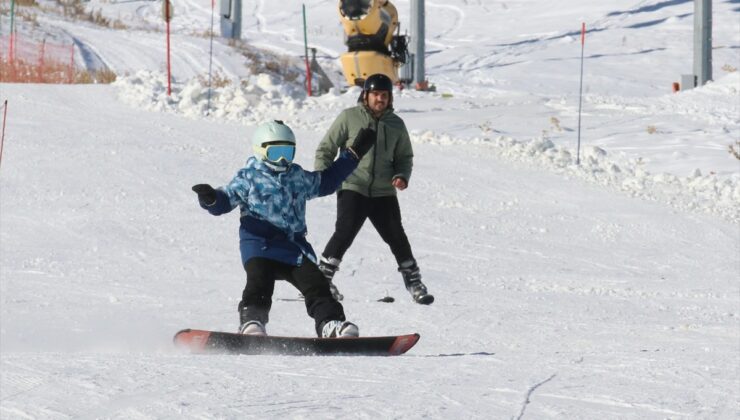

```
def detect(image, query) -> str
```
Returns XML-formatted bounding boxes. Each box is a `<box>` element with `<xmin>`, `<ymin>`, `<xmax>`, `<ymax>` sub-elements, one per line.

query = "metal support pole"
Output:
<box><xmin>220</xmin><ymin>0</ymin><xmax>241</xmax><ymax>39</ymax></box>
<box><xmin>693</xmin><ymin>0</ymin><xmax>712</xmax><ymax>86</ymax></box>
<box><xmin>232</xmin><ymin>0</ymin><xmax>241</xmax><ymax>39</ymax></box>
<box><xmin>410</xmin><ymin>0</ymin><xmax>425</xmax><ymax>89</ymax></box>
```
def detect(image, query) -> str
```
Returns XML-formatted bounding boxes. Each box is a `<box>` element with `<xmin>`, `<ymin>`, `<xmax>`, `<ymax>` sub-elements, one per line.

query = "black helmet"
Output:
<box><xmin>340</xmin><ymin>0</ymin><xmax>372</xmax><ymax>20</ymax></box>
<box><xmin>363</xmin><ymin>74</ymin><xmax>393</xmax><ymax>93</ymax></box>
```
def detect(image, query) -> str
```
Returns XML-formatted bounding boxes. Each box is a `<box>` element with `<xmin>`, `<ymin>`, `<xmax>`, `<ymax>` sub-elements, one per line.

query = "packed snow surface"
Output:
<box><xmin>1</xmin><ymin>0</ymin><xmax>738</xmax><ymax>418</ymax></box>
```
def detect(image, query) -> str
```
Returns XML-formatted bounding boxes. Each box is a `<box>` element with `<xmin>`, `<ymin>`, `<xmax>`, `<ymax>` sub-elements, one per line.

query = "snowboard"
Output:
<box><xmin>173</xmin><ymin>329</ymin><xmax>420</xmax><ymax>356</ymax></box>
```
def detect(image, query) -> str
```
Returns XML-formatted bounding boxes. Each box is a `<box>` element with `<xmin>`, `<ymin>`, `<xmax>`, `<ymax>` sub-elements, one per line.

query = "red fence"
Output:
<box><xmin>1</xmin><ymin>35</ymin><xmax>75</xmax><ymax>83</ymax></box>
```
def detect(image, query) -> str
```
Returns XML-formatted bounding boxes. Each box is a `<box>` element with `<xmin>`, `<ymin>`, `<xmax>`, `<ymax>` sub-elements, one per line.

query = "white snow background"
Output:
<box><xmin>1</xmin><ymin>0</ymin><xmax>739</xmax><ymax>418</ymax></box>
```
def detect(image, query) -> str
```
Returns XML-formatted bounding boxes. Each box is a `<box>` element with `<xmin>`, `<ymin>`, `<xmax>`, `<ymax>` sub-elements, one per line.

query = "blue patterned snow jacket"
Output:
<box><xmin>199</xmin><ymin>149</ymin><xmax>359</xmax><ymax>267</ymax></box>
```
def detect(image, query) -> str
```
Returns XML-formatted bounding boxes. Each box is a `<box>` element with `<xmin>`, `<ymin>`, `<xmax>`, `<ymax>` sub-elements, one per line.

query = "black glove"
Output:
<box><xmin>348</xmin><ymin>127</ymin><xmax>376</xmax><ymax>159</ymax></box>
<box><xmin>192</xmin><ymin>184</ymin><xmax>217</xmax><ymax>205</ymax></box>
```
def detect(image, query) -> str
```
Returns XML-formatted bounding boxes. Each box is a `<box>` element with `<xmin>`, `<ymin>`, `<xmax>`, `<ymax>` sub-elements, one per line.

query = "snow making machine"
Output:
<box><xmin>338</xmin><ymin>0</ymin><xmax>410</xmax><ymax>87</ymax></box>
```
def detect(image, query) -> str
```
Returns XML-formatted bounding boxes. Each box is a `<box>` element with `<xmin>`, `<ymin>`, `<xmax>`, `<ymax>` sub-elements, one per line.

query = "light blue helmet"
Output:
<box><xmin>252</xmin><ymin>120</ymin><xmax>296</xmax><ymax>162</ymax></box>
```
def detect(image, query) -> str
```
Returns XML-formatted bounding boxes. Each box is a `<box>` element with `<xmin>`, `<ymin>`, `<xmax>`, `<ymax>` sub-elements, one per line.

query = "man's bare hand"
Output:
<box><xmin>392</xmin><ymin>178</ymin><xmax>407</xmax><ymax>191</ymax></box>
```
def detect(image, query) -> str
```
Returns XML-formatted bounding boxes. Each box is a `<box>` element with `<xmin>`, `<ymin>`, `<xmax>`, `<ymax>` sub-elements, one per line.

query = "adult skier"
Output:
<box><xmin>192</xmin><ymin>120</ymin><xmax>376</xmax><ymax>337</ymax></box>
<box><xmin>314</xmin><ymin>74</ymin><xmax>434</xmax><ymax>305</ymax></box>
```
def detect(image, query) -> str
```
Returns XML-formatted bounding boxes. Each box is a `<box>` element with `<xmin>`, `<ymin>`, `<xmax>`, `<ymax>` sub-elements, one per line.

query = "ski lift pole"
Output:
<box><xmin>302</xmin><ymin>4</ymin><xmax>312</xmax><ymax>96</ymax></box>
<box><xmin>576</xmin><ymin>22</ymin><xmax>586</xmax><ymax>165</ymax></box>
<box><xmin>206</xmin><ymin>0</ymin><xmax>216</xmax><ymax>115</ymax></box>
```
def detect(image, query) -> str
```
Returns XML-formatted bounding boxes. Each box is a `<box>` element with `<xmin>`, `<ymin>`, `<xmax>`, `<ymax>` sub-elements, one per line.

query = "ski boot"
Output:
<box><xmin>320</xmin><ymin>320</ymin><xmax>359</xmax><ymax>338</ymax></box>
<box><xmin>318</xmin><ymin>256</ymin><xmax>344</xmax><ymax>301</ymax></box>
<box><xmin>238</xmin><ymin>302</ymin><xmax>268</xmax><ymax>335</ymax></box>
<box><xmin>239</xmin><ymin>320</ymin><xmax>267</xmax><ymax>336</ymax></box>
<box><xmin>399</xmin><ymin>259</ymin><xmax>434</xmax><ymax>305</ymax></box>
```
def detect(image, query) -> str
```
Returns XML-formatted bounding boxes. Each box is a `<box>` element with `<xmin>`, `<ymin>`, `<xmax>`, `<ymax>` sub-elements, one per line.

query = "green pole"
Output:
<box><xmin>9</xmin><ymin>0</ymin><xmax>16</xmax><ymax>35</ymax></box>
<box><xmin>9</xmin><ymin>0</ymin><xmax>16</xmax><ymax>33</ymax></box>
<box><xmin>302</xmin><ymin>4</ymin><xmax>312</xmax><ymax>96</ymax></box>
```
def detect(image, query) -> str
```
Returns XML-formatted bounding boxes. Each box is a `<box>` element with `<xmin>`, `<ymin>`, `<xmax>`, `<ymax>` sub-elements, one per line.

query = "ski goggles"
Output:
<box><xmin>264</xmin><ymin>144</ymin><xmax>296</xmax><ymax>164</ymax></box>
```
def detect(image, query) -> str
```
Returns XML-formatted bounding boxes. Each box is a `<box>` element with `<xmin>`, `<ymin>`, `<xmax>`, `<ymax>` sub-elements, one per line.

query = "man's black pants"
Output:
<box><xmin>322</xmin><ymin>190</ymin><xmax>414</xmax><ymax>265</ymax></box>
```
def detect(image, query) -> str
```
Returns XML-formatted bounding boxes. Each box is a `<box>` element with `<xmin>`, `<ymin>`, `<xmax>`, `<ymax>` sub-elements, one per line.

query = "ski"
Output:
<box><xmin>173</xmin><ymin>329</ymin><xmax>420</xmax><ymax>356</ymax></box>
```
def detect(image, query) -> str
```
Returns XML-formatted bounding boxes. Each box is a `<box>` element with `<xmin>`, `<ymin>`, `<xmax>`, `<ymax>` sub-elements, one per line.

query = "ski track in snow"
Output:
<box><xmin>70</xmin><ymin>36</ymin><xmax>109</xmax><ymax>72</ymax></box>
<box><xmin>426</xmin><ymin>1</ymin><xmax>465</xmax><ymax>40</ymax></box>
<box><xmin>515</xmin><ymin>373</ymin><xmax>557</xmax><ymax>420</ymax></box>
<box><xmin>254</xmin><ymin>0</ymin><xmax>267</xmax><ymax>34</ymax></box>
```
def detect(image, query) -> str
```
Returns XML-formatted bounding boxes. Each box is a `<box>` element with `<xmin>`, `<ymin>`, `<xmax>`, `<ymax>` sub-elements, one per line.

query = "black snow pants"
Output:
<box><xmin>240</xmin><ymin>257</ymin><xmax>346</xmax><ymax>336</ymax></box>
<box><xmin>322</xmin><ymin>190</ymin><xmax>414</xmax><ymax>266</ymax></box>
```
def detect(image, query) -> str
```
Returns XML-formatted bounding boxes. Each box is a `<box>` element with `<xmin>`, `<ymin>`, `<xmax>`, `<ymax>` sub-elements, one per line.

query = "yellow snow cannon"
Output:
<box><xmin>338</xmin><ymin>0</ymin><xmax>408</xmax><ymax>87</ymax></box>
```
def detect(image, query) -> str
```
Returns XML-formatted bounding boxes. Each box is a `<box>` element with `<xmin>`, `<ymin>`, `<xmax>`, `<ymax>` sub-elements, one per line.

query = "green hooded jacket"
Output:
<box><xmin>314</xmin><ymin>104</ymin><xmax>413</xmax><ymax>197</ymax></box>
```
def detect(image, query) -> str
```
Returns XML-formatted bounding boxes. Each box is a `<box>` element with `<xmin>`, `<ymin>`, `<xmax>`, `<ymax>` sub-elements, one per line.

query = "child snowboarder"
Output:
<box><xmin>192</xmin><ymin>120</ymin><xmax>376</xmax><ymax>338</ymax></box>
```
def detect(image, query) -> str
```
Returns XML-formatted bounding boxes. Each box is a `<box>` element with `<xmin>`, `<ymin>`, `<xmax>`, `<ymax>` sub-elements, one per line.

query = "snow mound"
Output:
<box><xmin>411</xmin><ymin>130</ymin><xmax>740</xmax><ymax>223</ymax></box>
<box><xmin>113</xmin><ymin>71</ymin><xmax>351</xmax><ymax>128</ymax></box>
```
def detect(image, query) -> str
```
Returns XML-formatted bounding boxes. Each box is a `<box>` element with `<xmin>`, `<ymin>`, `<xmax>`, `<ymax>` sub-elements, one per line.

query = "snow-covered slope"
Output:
<box><xmin>1</xmin><ymin>0</ymin><xmax>738</xmax><ymax>418</ymax></box>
